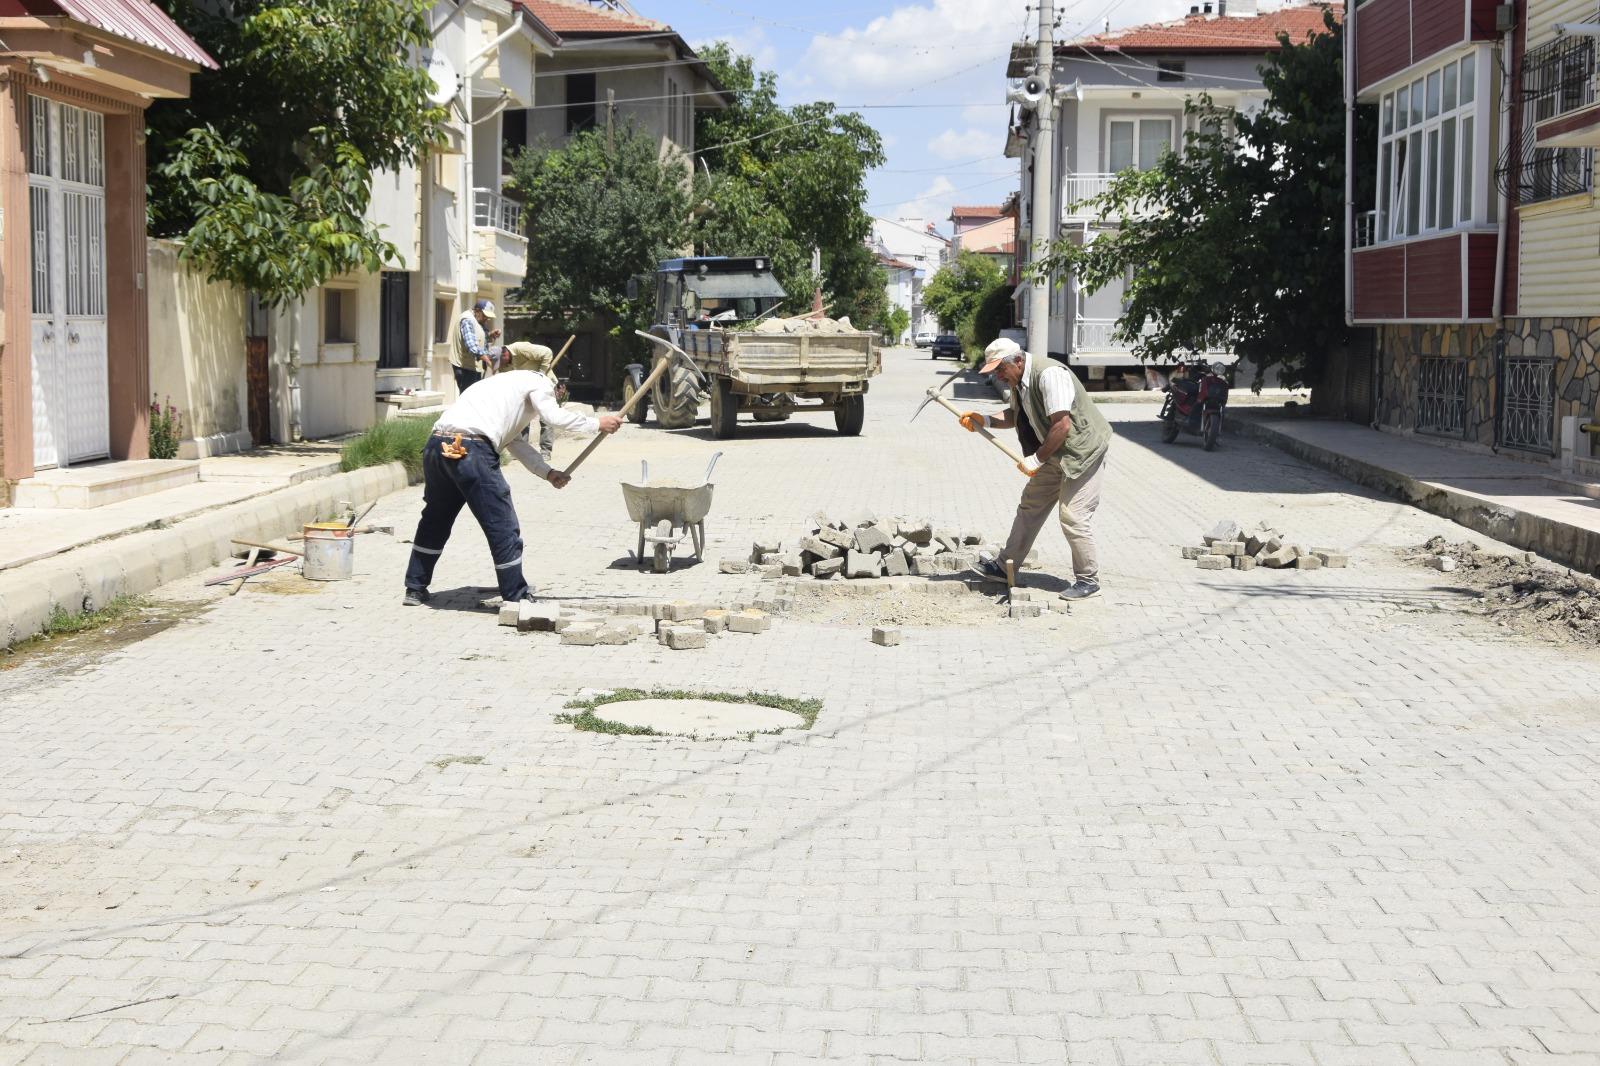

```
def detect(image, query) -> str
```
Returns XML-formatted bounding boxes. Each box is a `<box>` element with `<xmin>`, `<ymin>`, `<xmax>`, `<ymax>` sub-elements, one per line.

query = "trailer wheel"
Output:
<box><xmin>653</xmin><ymin>361</ymin><xmax>701</xmax><ymax>429</ymax></box>
<box><xmin>834</xmin><ymin>394</ymin><xmax>865</xmax><ymax>436</ymax></box>
<box><xmin>710</xmin><ymin>379</ymin><xmax>738</xmax><ymax>439</ymax></box>
<box><xmin>622</xmin><ymin>365</ymin><xmax>649</xmax><ymax>425</ymax></box>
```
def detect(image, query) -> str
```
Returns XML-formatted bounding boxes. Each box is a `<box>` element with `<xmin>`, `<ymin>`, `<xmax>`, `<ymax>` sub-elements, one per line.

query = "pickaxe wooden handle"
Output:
<box><xmin>560</xmin><ymin>332</ymin><xmax>686</xmax><ymax>477</ymax></box>
<box><xmin>925</xmin><ymin>392</ymin><xmax>1029</xmax><ymax>467</ymax></box>
<box><xmin>550</xmin><ymin>334</ymin><xmax>576</xmax><ymax>371</ymax></box>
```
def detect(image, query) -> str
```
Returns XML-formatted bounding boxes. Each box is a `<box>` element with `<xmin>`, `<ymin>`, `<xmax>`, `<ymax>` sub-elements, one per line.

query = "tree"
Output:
<box><xmin>924</xmin><ymin>251</ymin><xmax>1006</xmax><ymax>335</ymax></box>
<box><xmin>692</xmin><ymin>45</ymin><xmax>888</xmax><ymax>321</ymax></box>
<box><xmin>1035</xmin><ymin>9</ymin><xmax>1366</xmax><ymax>390</ymax></box>
<box><xmin>146</xmin><ymin>0</ymin><xmax>446</xmax><ymax>304</ymax></box>
<box><xmin>880</xmin><ymin>305</ymin><xmax>912</xmax><ymax>344</ymax></box>
<box><xmin>971</xmin><ymin>282</ymin><xmax>1017</xmax><ymax>351</ymax></box>
<box><xmin>507</xmin><ymin>124</ymin><xmax>694</xmax><ymax>335</ymax></box>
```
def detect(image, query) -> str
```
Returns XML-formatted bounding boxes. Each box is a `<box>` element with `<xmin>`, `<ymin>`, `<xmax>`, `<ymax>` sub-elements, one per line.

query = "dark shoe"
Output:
<box><xmin>403</xmin><ymin>588</ymin><xmax>431</xmax><ymax>606</ymax></box>
<box><xmin>1059</xmin><ymin>579</ymin><xmax>1100</xmax><ymax>601</ymax></box>
<box><xmin>970</xmin><ymin>556</ymin><xmax>1007</xmax><ymax>582</ymax></box>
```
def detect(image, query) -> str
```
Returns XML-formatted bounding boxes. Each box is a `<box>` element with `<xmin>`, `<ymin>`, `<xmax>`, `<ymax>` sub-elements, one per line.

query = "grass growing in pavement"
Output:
<box><xmin>4</xmin><ymin>595</ymin><xmax>151</xmax><ymax>658</ymax></box>
<box><xmin>338</xmin><ymin>414</ymin><xmax>439</xmax><ymax>481</ymax></box>
<box><xmin>556</xmin><ymin>687</ymin><xmax>824</xmax><ymax>737</ymax></box>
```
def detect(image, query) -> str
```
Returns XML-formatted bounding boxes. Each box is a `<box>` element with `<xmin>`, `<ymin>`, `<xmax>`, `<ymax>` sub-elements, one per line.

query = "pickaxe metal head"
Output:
<box><xmin>909</xmin><ymin>372</ymin><xmax>962</xmax><ymax>423</ymax></box>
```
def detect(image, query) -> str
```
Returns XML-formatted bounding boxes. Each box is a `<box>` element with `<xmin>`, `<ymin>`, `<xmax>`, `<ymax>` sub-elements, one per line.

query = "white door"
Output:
<box><xmin>27</xmin><ymin>95</ymin><xmax>108</xmax><ymax>469</ymax></box>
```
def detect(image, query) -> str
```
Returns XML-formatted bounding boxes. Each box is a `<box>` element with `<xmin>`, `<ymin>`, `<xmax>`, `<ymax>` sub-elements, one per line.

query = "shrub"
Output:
<box><xmin>149</xmin><ymin>398</ymin><xmax>182</xmax><ymax>459</ymax></box>
<box><xmin>339</xmin><ymin>414</ymin><xmax>439</xmax><ymax>481</ymax></box>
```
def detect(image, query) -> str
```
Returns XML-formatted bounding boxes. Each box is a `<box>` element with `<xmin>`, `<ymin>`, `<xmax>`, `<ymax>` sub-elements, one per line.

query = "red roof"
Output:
<box><xmin>1067</xmin><ymin>3</ymin><xmax>1339</xmax><ymax>54</ymax></box>
<box><xmin>949</xmin><ymin>205</ymin><xmax>1005</xmax><ymax>218</ymax></box>
<box><xmin>516</xmin><ymin>0</ymin><xmax>664</xmax><ymax>36</ymax></box>
<box><xmin>33</xmin><ymin>0</ymin><xmax>216</xmax><ymax>68</ymax></box>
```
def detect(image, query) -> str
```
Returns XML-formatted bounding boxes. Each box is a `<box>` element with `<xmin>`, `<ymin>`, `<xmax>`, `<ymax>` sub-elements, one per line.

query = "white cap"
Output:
<box><xmin>978</xmin><ymin>337</ymin><xmax>1023</xmax><ymax>373</ymax></box>
<box><xmin>474</xmin><ymin>299</ymin><xmax>497</xmax><ymax>320</ymax></box>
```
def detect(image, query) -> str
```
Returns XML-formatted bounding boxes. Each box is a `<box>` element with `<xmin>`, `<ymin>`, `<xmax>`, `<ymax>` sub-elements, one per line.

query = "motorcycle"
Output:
<box><xmin>1158</xmin><ymin>359</ymin><xmax>1229</xmax><ymax>451</ymax></box>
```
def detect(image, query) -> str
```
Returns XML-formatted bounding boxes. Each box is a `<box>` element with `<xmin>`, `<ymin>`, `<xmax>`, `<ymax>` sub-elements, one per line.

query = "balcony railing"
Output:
<box><xmin>1074</xmin><ymin>317</ymin><xmax>1232</xmax><ymax>357</ymax></box>
<box><xmin>473</xmin><ymin>188</ymin><xmax>524</xmax><ymax>235</ymax></box>
<box><xmin>1061</xmin><ymin>172</ymin><xmax>1156</xmax><ymax>224</ymax></box>
<box><xmin>1355</xmin><ymin>210</ymin><xmax>1377</xmax><ymax>248</ymax></box>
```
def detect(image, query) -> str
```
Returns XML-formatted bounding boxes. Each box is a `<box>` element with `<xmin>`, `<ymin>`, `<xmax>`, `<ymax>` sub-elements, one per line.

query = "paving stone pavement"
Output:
<box><xmin>3</xmin><ymin>351</ymin><xmax>1599</xmax><ymax>1066</ymax></box>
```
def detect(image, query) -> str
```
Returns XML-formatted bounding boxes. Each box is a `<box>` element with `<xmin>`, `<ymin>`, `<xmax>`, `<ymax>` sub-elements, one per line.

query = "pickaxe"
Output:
<box><xmin>561</xmin><ymin>331</ymin><xmax>704</xmax><ymax>477</ymax></box>
<box><xmin>910</xmin><ymin>374</ymin><xmax>1029</xmax><ymax>472</ymax></box>
<box><xmin>550</xmin><ymin>334</ymin><xmax>576</xmax><ymax>372</ymax></box>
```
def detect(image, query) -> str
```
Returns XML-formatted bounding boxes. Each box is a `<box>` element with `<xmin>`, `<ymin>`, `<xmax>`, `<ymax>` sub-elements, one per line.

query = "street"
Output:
<box><xmin>4</xmin><ymin>349</ymin><xmax>1600</xmax><ymax>1066</ymax></box>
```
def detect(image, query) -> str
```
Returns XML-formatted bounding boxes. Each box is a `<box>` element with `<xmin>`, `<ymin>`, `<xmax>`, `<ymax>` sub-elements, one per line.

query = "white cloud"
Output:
<box><xmin>800</xmin><ymin>0</ymin><xmax>1024</xmax><ymax>94</ymax></box>
<box><xmin>696</xmin><ymin>27</ymin><xmax>779</xmax><ymax>73</ymax></box>
<box><xmin>927</xmin><ymin>126</ymin><xmax>1001</xmax><ymax>161</ymax></box>
<box><xmin>893</xmin><ymin>176</ymin><xmax>958</xmax><ymax>221</ymax></box>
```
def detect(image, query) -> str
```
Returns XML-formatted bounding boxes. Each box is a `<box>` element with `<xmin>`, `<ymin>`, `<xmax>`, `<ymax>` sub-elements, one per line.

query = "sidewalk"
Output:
<box><xmin>1230</xmin><ymin>410</ymin><xmax>1600</xmax><ymax>572</ymax></box>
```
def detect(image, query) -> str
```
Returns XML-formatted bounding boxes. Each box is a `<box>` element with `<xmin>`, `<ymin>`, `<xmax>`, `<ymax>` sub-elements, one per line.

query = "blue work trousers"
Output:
<box><xmin>405</xmin><ymin>436</ymin><xmax>529</xmax><ymax>602</ymax></box>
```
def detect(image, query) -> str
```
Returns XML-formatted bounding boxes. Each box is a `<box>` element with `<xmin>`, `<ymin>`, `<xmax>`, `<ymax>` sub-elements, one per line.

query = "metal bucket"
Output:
<box><xmin>302</xmin><ymin>522</ymin><xmax>354</xmax><ymax>581</ymax></box>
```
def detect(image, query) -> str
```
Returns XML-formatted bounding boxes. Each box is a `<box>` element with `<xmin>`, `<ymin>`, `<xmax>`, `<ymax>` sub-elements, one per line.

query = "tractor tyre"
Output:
<box><xmin>652</xmin><ymin>362</ymin><xmax>702</xmax><ymax>429</ymax></box>
<box><xmin>710</xmin><ymin>379</ymin><xmax>738</xmax><ymax>439</ymax></box>
<box><xmin>834</xmin><ymin>394</ymin><xmax>865</xmax><ymax>436</ymax></box>
<box><xmin>622</xmin><ymin>366</ymin><xmax>649</xmax><ymax>425</ymax></box>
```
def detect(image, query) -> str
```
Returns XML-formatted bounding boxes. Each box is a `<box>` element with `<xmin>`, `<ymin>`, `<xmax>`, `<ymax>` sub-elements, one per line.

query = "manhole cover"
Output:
<box><xmin>595</xmin><ymin>698</ymin><xmax>805</xmax><ymax>738</ymax></box>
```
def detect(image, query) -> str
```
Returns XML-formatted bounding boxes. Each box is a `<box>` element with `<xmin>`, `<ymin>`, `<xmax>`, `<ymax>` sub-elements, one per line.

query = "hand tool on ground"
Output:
<box><xmin>560</xmin><ymin>331</ymin><xmax>704</xmax><ymax>478</ymax></box>
<box><xmin>230</xmin><ymin>538</ymin><xmax>304</xmax><ymax>558</ymax></box>
<box><xmin>550</xmin><ymin>334</ymin><xmax>576</xmax><ymax>371</ymax></box>
<box><xmin>1006</xmin><ymin>560</ymin><xmax>1016</xmax><ymax>600</ymax></box>
<box><xmin>288</xmin><ymin>524</ymin><xmax>390</xmax><ymax>542</ymax></box>
<box><xmin>346</xmin><ymin>501</ymin><xmax>377</xmax><ymax>530</ymax></box>
<box><xmin>204</xmin><ymin>555</ymin><xmax>297</xmax><ymax>587</ymax></box>
<box><xmin>911</xmin><ymin>384</ymin><xmax>1029</xmax><ymax>472</ymax></box>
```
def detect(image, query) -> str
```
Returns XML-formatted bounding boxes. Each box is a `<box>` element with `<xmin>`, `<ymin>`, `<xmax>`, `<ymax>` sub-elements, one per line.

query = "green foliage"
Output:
<box><xmin>693</xmin><ymin>45</ymin><xmax>887</xmax><ymax>321</ymax></box>
<box><xmin>971</xmin><ymin>283</ymin><xmax>1016</xmax><ymax>352</ymax></box>
<box><xmin>147</xmin><ymin>0</ymin><xmax>446</xmax><ymax>305</ymax></box>
<box><xmin>924</xmin><ymin>251</ymin><xmax>1007</xmax><ymax>342</ymax></box>
<box><xmin>338</xmin><ymin>415</ymin><xmax>439</xmax><ymax>481</ymax></box>
<box><xmin>507</xmin><ymin>124</ymin><xmax>693</xmax><ymax>337</ymax></box>
<box><xmin>880</xmin><ymin>305</ymin><xmax>912</xmax><ymax>343</ymax></box>
<box><xmin>561</xmin><ymin>686</ymin><xmax>823</xmax><ymax>735</ymax></box>
<box><xmin>148</xmin><ymin>397</ymin><xmax>182</xmax><ymax>460</ymax></box>
<box><xmin>1036</xmin><ymin>10</ymin><xmax>1363</xmax><ymax>389</ymax></box>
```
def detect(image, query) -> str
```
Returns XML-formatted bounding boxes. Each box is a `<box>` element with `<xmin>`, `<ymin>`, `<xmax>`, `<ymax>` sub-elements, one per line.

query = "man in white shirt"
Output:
<box><xmin>404</xmin><ymin>343</ymin><xmax>622</xmax><ymax>607</ymax></box>
<box><xmin>960</xmin><ymin>337</ymin><xmax>1113</xmax><ymax>600</ymax></box>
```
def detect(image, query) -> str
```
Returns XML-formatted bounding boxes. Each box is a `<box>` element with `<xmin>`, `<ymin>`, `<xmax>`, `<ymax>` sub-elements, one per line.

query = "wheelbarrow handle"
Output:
<box><xmin>702</xmin><ymin>451</ymin><xmax>723</xmax><ymax>485</ymax></box>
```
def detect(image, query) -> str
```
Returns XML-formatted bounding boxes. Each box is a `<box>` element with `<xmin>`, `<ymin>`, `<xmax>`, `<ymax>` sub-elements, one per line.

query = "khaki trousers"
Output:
<box><xmin>1001</xmin><ymin>451</ymin><xmax>1106</xmax><ymax>582</ymax></box>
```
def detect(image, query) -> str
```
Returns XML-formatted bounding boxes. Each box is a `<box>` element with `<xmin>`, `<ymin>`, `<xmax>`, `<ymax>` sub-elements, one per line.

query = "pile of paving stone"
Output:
<box><xmin>719</xmin><ymin>511</ymin><xmax>1003</xmax><ymax>581</ymax></box>
<box><xmin>1182</xmin><ymin>520</ymin><xmax>1349</xmax><ymax>572</ymax></box>
<box><xmin>751</xmin><ymin>314</ymin><xmax>858</xmax><ymax>335</ymax></box>
<box><xmin>495</xmin><ymin>587</ymin><xmax>794</xmax><ymax>652</ymax></box>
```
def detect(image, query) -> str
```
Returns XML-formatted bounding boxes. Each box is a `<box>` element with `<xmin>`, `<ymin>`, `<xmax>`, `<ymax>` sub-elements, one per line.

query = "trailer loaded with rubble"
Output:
<box><xmin>626</xmin><ymin>256</ymin><xmax>881</xmax><ymax>438</ymax></box>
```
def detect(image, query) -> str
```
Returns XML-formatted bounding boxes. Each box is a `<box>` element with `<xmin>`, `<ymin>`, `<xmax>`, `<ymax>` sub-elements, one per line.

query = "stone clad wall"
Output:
<box><xmin>1508</xmin><ymin>316</ymin><xmax>1600</xmax><ymax>430</ymax></box>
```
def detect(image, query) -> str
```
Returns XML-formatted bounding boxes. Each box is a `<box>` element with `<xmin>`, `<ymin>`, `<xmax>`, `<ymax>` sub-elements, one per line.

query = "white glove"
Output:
<box><xmin>1017</xmin><ymin>454</ymin><xmax>1043</xmax><ymax>477</ymax></box>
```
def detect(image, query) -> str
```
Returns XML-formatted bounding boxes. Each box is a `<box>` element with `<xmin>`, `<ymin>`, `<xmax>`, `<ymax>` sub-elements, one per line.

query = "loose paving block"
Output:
<box><xmin>779</xmin><ymin>554</ymin><xmax>806</xmax><ymax>577</ymax></box>
<box><xmin>815</xmin><ymin>527</ymin><xmax>854</xmax><ymax>550</ymax></box>
<box><xmin>883</xmin><ymin>549</ymin><xmax>910</xmax><ymax>577</ymax></box>
<box><xmin>1432</xmin><ymin>555</ymin><xmax>1458</xmax><ymax>572</ymax></box>
<box><xmin>1244</xmin><ymin>534</ymin><xmax>1267</xmax><ymax>555</ymax></box>
<box><xmin>1316</xmin><ymin>550</ymin><xmax>1349</xmax><ymax>568</ymax></box>
<box><xmin>498</xmin><ymin>601</ymin><xmax>521</xmax><ymax>627</ymax></box>
<box><xmin>702</xmin><ymin>610</ymin><xmax>730</xmax><ymax>634</ymax></box>
<box><xmin>1264</xmin><ymin>536</ymin><xmax>1284</xmax><ymax>554</ymax></box>
<box><xmin>559</xmin><ymin>624</ymin><xmax>602</xmax><ymax>647</ymax></box>
<box><xmin>847</xmin><ymin>511</ymin><xmax>877</xmax><ymax>529</ymax></box>
<box><xmin>1196</xmin><ymin>555</ymin><xmax>1230</xmax><ymax>571</ymax></box>
<box><xmin>1234</xmin><ymin>554</ymin><xmax>1257</xmax><ymax>571</ymax></box>
<box><xmin>663</xmin><ymin>601</ymin><xmax>706</xmax><ymax>622</ymax></box>
<box><xmin>911</xmin><ymin>551</ymin><xmax>977</xmax><ymax>576</ymax></box>
<box><xmin>1009</xmin><ymin>589</ymin><xmax>1038</xmax><ymax>603</ymax></box>
<box><xmin>1295</xmin><ymin>554</ymin><xmax>1323</xmax><ymax>571</ymax></box>
<box><xmin>1008</xmin><ymin>602</ymin><xmax>1043</xmax><ymax>618</ymax></box>
<box><xmin>757</xmin><ymin>563</ymin><xmax>785</xmax><ymax>579</ymax></box>
<box><xmin>1204</xmin><ymin>520</ymin><xmax>1240</xmax><ymax>545</ymax></box>
<box><xmin>597</xmin><ymin>623</ymin><xmax>643</xmax><ymax>645</ymax></box>
<box><xmin>553</xmin><ymin>613</ymin><xmax>606</xmax><ymax>633</ymax></box>
<box><xmin>517</xmin><ymin>600</ymin><xmax>559</xmax><ymax>632</ymax></box>
<box><xmin>812</xmin><ymin>557</ymin><xmax>844</xmax><ymax>579</ymax></box>
<box><xmin>809</xmin><ymin>510</ymin><xmax>832</xmax><ymax>532</ymax></box>
<box><xmin>1261</xmin><ymin>547</ymin><xmax>1298</xmax><ymax>569</ymax></box>
<box><xmin>897</xmin><ymin>519</ymin><xmax>934</xmax><ymax>545</ymax></box>
<box><xmin>658</xmin><ymin>626</ymin><xmax>708</xmax><ymax>651</ymax></box>
<box><xmin>845</xmin><ymin>550</ymin><xmax>882</xmax><ymax>579</ymax></box>
<box><xmin>751</xmin><ymin>539</ymin><xmax>782</xmax><ymax>559</ymax></box>
<box><xmin>933</xmin><ymin>530</ymin><xmax>962</xmax><ymax>553</ymax></box>
<box><xmin>871</xmin><ymin>626</ymin><xmax>901</xmax><ymax>647</ymax></box>
<box><xmin>728</xmin><ymin>610</ymin><xmax>771</xmax><ymax>634</ymax></box>
<box><xmin>799</xmin><ymin>535</ymin><xmax>842</xmax><ymax>560</ymax></box>
<box><xmin>1210</xmin><ymin>542</ymin><xmax>1243</xmax><ymax>557</ymax></box>
<box><xmin>718</xmin><ymin>559</ymin><xmax>752</xmax><ymax>575</ymax></box>
<box><xmin>1181</xmin><ymin>546</ymin><xmax>1207</xmax><ymax>560</ymax></box>
<box><xmin>853</xmin><ymin>526</ymin><xmax>893</xmax><ymax>554</ymax></box>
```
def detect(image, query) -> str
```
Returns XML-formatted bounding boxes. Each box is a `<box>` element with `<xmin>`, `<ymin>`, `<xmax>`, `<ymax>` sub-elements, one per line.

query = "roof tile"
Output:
<box><xmin>516</xmin><ymin>0</ymin><xmax>664</xmax><ymax>35</ymax></box>
<box><xmin>1066</xmin><ymin>2</ymin><xmax>1339</xmax><ymax>53</ymax></box>
<box><xmin>48</xmin><ymin>0</ymin><xmax>217</xmax><ymax>69</ymax></box>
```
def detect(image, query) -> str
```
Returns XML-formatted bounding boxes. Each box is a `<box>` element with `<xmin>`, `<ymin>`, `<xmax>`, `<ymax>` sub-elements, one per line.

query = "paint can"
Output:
<box><xmin>302</xmin><ymin>522</ymin><xmax>354</xmax><ymax>581</ymax></box>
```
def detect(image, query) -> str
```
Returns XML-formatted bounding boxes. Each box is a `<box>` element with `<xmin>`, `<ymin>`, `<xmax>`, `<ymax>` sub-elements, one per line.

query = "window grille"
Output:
<box><xmin>1497</xmin><ymin>34</ymin><xmax>1595</xmax><ymax>204</ymax></box>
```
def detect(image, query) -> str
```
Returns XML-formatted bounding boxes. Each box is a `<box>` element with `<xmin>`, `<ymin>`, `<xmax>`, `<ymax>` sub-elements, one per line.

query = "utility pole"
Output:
<box><xmin>606</xmin><ymin>88</ymin><xmax>616</xmax><ymax>155</ymax></box>
<box><xmin>1025</xmin><ymin>0</ymin><xmax>1055</xmax><ymax>359</ymax></box>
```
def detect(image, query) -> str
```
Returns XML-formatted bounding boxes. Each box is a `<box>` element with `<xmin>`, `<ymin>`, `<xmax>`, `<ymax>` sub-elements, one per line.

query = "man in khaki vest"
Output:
<box><xmin>961</xmin><ymin>337</ymin><xmax>1113</xmax><ymax>600</ymax></box>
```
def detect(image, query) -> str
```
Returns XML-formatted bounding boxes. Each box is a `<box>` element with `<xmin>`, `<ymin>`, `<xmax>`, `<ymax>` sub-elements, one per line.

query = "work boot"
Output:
<box><xmin>969</xmin><ymin>556</ymin><xmax>1007</xmax><ymax>583</ymax></box>
<box><xmin>1059</xmin><ymin>579</ymin><xmax>1100</xmax><ymax>601</ymax></box>
<box><xmin>403</xmin><ymin>588</ymin><xmax>432</xmax><ymax>606</ymax></box>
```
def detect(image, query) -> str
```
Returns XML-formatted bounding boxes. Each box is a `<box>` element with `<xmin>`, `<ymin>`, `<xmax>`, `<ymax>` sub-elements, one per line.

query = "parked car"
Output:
<box><xmin>913</xmin><ymin>331</ymin><xmax>936</xmax><ymax>348</ymax></box>
<box><xmin>930</xmin><ymin>334</ymin><xmax>963</xmax><ymax>360</ymax></box>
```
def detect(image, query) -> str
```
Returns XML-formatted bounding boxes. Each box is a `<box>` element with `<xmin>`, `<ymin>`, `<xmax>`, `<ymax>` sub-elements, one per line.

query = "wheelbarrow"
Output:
<box><xmin>622</xmin><ymin>452</ymin><xmax>722</xmax><ymax>573</ymax></box>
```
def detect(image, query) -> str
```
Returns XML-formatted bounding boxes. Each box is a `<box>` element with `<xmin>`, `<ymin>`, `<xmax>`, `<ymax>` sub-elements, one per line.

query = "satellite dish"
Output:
<box><xmin>425</xmin><ymin>51</ymin><xmax>459</xmax><ymax>106</ymax></box>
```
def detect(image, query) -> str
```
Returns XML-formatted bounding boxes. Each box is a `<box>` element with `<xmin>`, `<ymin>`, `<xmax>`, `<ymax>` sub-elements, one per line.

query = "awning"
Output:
<box><xmin>1536</xmin><ymin>102</ymin><xmax>1600</xmax><ymax>148</ymax></box>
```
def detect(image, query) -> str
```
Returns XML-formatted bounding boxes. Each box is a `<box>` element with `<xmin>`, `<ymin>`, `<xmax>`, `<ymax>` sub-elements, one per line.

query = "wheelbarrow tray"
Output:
<box><xmin>620</xmin><ymin>482</ymin><xmax>715</xmax><ymax>527</ymax></box>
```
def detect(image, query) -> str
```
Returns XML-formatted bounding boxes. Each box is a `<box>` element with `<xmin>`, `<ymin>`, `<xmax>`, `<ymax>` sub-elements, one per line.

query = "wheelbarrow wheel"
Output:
<box><xmin>652</xmin><ymin>542</ymin><xmax>672</xmax><ymax>574</ymax></box>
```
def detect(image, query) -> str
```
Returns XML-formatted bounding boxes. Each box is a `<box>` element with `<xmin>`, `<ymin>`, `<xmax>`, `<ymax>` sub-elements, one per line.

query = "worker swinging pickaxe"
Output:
<box><xmin>560</xmin><ymin>331</ymin><xmax>705</xmax><ymax>476</ymax></box>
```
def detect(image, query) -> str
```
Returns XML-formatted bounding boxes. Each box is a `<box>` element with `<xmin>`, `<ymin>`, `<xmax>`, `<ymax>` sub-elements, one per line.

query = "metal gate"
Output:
<box><xmin>27</xmin><ymin>95</ymin><xmax>108</xmax><ymax>468</ymax></box>
<box><xmin>1499</xmin><ymin>355</ymin><xmax>1556</xmax><ymax>454</ymax></box>
<box><xmin>1416</xmin><ymin>356</ymin><xmax>1467</xmax><ymax>438</ymax></box>
<box><xmin>378</xmin><ymin>271</ymin><xmax>411</xmax><ymax>370</ymax></box>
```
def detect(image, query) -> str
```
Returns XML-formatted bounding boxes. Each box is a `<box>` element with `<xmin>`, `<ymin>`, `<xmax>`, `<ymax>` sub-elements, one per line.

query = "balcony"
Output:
<box><xmin>1530</xmin><ymin>30</ymin><xmax>1600</xmax><ymax>149</ymax></box>
<box><xmin>474</xmin><ymin>187</ymin><xmax>528</xmax><ymax>289</ymax></box>
<box><xmin>1060</xmin><ymin>172</ymin><xmax>1159</xmax><ymax>226</ymax></box>
<box><xmin>1071</xmin><ymin>317</ymin><xmax>1235</xmax><ymax>366</ymax></box>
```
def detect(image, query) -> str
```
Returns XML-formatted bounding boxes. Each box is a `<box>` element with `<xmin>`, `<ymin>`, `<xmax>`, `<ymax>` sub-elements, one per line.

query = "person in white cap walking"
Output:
<box><xmin>960</xmin><ymin>337</ymin><xmax>1113</xmax><ymax>600</ymax></box>
<box><xmin>450</xmin><ymin>299</ymin><xmax>500</xmax><ymax>395</ymax></box>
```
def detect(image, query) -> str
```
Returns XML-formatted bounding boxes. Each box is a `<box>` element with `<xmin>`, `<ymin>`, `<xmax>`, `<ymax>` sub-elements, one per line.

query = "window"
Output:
<box><xmin>1376</xmin><ymin>53</ymin><xmax>1483</xmax><ymax>241</ymax></box>
<box><xmin>323</xmin><ymin>288</ymin><xmax>355</xmax><ymax>344</ymax></box>
<box><xmin>434</xmin><ymin>298</ymin><xmax>454</xmax><ymax>344</ymax></box>
<box><xmin>1107</xmin><ymin>117</ymin><xmax>1173</xmax><ymax>172</ymax></box>
<box><xmin>1157</xmin><ymin>60</ymin><xmax>1185</xmax><ymax>82</ymax></box>
<box><xmin>566</xmin><ymin>72</ymin><xmax>597</xmax><ymax>135</ymax></box>
<box><xmin>503</xmin><ymin>109</ymin><xmax>527</xmax><ymax>170</ymax></box>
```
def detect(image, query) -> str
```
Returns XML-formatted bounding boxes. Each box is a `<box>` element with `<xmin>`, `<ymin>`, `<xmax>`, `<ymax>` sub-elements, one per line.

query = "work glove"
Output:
<box><xmin>1017</xmin><ymin>454</ymin><xmax>1043</xmax><ymax>478</ymax></box>
<box><xmin>958</xmin><ymin>412</ymin><xmax>985</xmax><ymax>433</ymax></box>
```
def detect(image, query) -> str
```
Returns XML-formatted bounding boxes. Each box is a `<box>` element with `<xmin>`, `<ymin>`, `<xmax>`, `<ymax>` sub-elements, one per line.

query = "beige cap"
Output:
<box><xmin>474</xmin><ymin>298</ymin><xmax>497</xmax><ymax>320</ymax></box>
<box><xmin>507</xmin><ymin>341</ymin><xmax>554</xmax><ymax>373</ymax></box>
<box><xmin>978</xmin><ymin>337</ymin><xmax>1024</xmax><ymax>373</ymax></box>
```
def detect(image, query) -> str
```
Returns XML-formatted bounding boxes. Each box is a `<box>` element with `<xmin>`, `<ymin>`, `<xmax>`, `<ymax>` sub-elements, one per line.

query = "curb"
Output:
<box><xmin>1228</xmin><ymin>416</ymin><xmax>1600</xmax><ymax>574</ymax></box>
<box><xmin>0</xmin><ymin>462</ymin><xmax>411</xmax><ymax>648</ymax></box>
